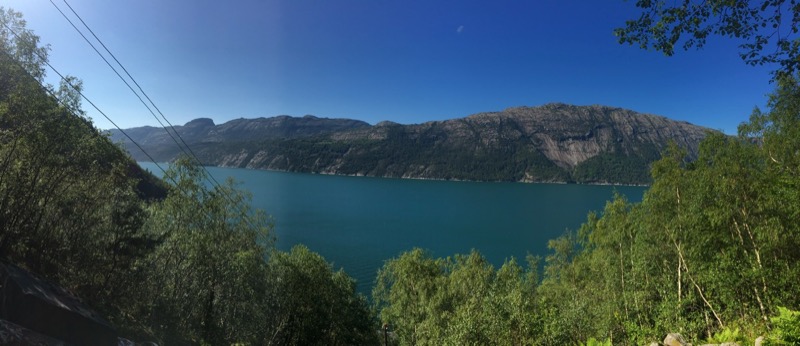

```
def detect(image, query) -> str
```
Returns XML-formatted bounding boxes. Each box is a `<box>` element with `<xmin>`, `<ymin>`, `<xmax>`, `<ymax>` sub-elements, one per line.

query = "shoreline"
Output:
<box><xmin>137</xmin><ymin>161</ymin><xmax>650</xmax><ymax>188</ymax></box>
<box><xmin>201</xmin><ymin>162</ymin><xmax>652</xmax><ymax>188</ymax></box>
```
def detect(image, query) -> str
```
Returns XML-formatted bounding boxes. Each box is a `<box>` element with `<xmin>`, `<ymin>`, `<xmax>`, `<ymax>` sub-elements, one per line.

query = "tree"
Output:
<box><xmin>136</xmin><ymin>157</ymin><xmax>273</xmax><ymax>344</ymax></box>
<box><xmin>535</xmin><ymin>78</ymin><xmax>800</xmax><ymax>342</ymax></box>
<box><xmin>615</xmin><ymin>0</ymin><xmax>800</xmax><ymax>77</ymax></box>
<box><xmin>136</xmin><ymin>159</ymin><xmax>378</xmax><ymax>345</ymax></box>
<box><xmin>373</xmin><ymin>248</ymin><xmax>541</xmax><ymax>346</ymax></box>
<box><xmin>0</xmin><ymin>7</ymin><xmax>49</xmax><ymax>81</ymax></box>
<box><xmin>1</xmin><ymin>6</ymin><xmax>383</xmax><ymax>344</ymax></box>
<box><xmin>265</xmin><ymin>245</ymin><xmax>378</xmax><ymax>346</ymax></box>
<box><xmin>0</xmin><ymin>6</ymin><xmax>166</xmax><ymax>338</ymax></box>
<box><xmin>2</xmin><ymin>9</ymin><xmax>241</xmax><ymax>341</ymax></box>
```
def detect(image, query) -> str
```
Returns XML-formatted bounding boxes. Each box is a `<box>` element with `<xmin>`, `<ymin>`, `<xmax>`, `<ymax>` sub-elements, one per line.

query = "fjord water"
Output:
<box><xmin>139</xmin><ymin>163</ymin><xmax>646</xmax><ymax>294</ymax></box>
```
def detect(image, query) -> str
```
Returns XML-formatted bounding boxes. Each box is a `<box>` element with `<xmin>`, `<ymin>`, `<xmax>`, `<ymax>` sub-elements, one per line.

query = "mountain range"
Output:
<box><xmin>109</xmin><ymin>103</ymin><xmax>714</xmax><ymax>185</ymax></box>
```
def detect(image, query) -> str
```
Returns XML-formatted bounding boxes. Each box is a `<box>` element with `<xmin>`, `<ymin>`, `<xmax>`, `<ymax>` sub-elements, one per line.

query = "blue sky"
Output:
<box><xmin>7</xmin><ymin>0</ymin><xmax>776</xmax><ymax>134</ymax></box>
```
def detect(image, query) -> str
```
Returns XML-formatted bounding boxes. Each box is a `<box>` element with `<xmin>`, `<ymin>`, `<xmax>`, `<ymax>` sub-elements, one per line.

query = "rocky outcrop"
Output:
<box><xmin>650</xmin><ymin>332</ymin><xmax>759</xmax><ymax>346</ymax></box>
<box><xmin>0</xmin><ymin>319</ymin><xmax>66</xmax><ymax>345</ymax></box>
<box><xmin>331</xmin><ymin>103</ymin><xmax>708</xmax><ymax>170</ymax></box>
<box><xmin>114</xmin><ymin>103</ymin><xmax>716</xmax><ymax>185</ymax></box>
<box><xmin>664</xmin><ymin>333</ymin><xmax>691</xmax><ymax>346</ymax></box>
<box><xmin>0</xmin><ymin>262</ymin><xmax>118</xmax><ymax>345</ymax></box>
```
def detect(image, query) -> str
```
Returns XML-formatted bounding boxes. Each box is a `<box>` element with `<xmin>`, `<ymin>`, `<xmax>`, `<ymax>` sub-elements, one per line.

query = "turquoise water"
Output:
<box><xmin>139</xmin><ymin>163</ymin><xmax>646</xmax><ymax>294</ymax></box>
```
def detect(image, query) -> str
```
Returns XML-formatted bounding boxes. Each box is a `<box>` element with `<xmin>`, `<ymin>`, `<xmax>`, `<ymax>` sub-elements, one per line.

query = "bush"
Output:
<box><xmin>765</xmin><ymin>307</ymin><xmax>800</xmax><ymax>346</ymax></box>
<box><xmin>579</xmin><ymin>337</ymin><xmax>612</xmax><ymax>346</ymax></box>
<box><xmin>705</xmin><ymin>327</ymin><xmax>746</xmax><ymax>344</ymax></box>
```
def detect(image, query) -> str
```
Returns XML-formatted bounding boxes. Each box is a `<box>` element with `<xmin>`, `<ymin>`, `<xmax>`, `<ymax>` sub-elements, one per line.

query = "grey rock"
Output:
<box><xmin>664</xmin><ymin>333</ymin><xmax>691</xmax><ymax>346</ymax></box>
<box><xmin>0</xmin><ymin>263</ymin><xmax>118</xmax><ymax>345</ymax></box>
<box><xmin>0</xmin><ymin>319</ymin><xmax>67</xmax><ymax>345</ymax></box>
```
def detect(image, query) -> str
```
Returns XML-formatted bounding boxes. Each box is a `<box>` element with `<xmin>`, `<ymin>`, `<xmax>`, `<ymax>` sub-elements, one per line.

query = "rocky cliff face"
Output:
<box><xmin>475</xmin><ymin>104</ymin><xmax>706</xmax><ymax>169</ymax></box>
<box><xmin>331</xmin><ymin>103</ymin><xmax>707</xmax><ymax>170</ymax></box>
<box><xmin>114</xmin><ymin>104</ymin><xmax>715</xmax><ymax>184</ymax></box>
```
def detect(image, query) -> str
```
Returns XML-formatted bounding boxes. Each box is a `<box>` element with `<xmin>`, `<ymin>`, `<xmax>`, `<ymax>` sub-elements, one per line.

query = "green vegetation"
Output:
<box><xmin>571</xmin><ymin>148</ymin><xmax>657</xmax><ymax>185</ymax></box>
<box><xmin>369</xmin><ymin>1</ymin><xmax>800</xmax><ymax>343</ymax></box>
<box><xmin>764</xmin><ymin>307</ymin><xmax>800</xmax><ymax>345</ymax></box>
<box><xmin>373</xmin><ymin>76</ymin><xmax>800</xmax><ymax>344</ymax></box>
<box><xmin>184</xmin><ymin>122</ymin><xmax>572</xmax><ymax>183</ymax></box>
<box><xmin>373</xmin><ymin>249</ymin><xmax>540</xmax><ymax>345</ymax></box>
<box><xmin>134</xmin><ymin>113</ymin><xmax>691</xmax><ymax>186</ymax></box>
<box><xmin>267</xmin><ymin>245</ymin><xmax>377</xmax><ymax>345</ymax></box>
<box><xmin>1</xmin><ymin>7</ymin><xmax>161</xmax><ymax>321</ymax></box>
<box><xmin>0</xmin><ymin>8</ymin><xmax>377</xmax><ymax>345</ymax></box>
<box><xmin>614</xmin><ymin>0</ymin><xmax>800</xmax><ymax>77</ymax></box>
<box><xmin>580</xmin><ymin>337</ymin><xmax>613</xmax><ymax>346</ymax></box>
<box><xmin>705</xmin><ymin>327</ymin><xmax>746</xmax><ymax>344</ymax></box>
<box><xmin>4</xmin><ymin>1</ymin><xmax>800</xmax><ymax>344</ymax></box>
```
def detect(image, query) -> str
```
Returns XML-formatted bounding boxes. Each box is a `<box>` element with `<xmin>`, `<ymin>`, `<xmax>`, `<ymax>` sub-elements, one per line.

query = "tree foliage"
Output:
<box><xmin>133</xmin><ymin>158</ymin><xmax>273</xmax><ymax>343</ymax></box>
<box><xmin>374</xmin><ymin>74</ymin><xmax>800</xmax><ymax>344</ymax></box>
<box><xmin>131</xmin><ymin>159</ymin><xmax>378</xmax><ymax>345</ymax></box>
<box><xmin>0</xmin><ymin>7</ymin><xmax>48</xmax><ymax>81</ymax></box>
<box><xmin>765</xmin><ymin>307</ymin><xmax>800</xmax><ymax>345</ymax></box>
<box><xmin>615</xmin><ymin>0</ymin><xmax>800</xmax><ymax>77</ymax></box>
<box><xmin>373</xmin><ymin>248</ymin><xmax>540</xmax><ymax>345</ymax></box>
<box><xmin>6</xmin><ymin>2</ymin><xmax>800</xmax><ymax>344</ymax></box>
<box><xmin>534</xmin><ymin>74</ymin><xmax>800</xmax><ymax>344</ymax></box>
<box><xmin>0</xmin><ymin>7</ymin><xmax>158</xmax><ymax>320</ymax></box>
<box><xmin>266</xmin><ymin>245</ymin><xmax>378</xmax><ymax>346</ymax></box>
<box><xmin>0</xmin><ymin>7</ymin><xmax>377</xmax><ymax>344</ymax></box>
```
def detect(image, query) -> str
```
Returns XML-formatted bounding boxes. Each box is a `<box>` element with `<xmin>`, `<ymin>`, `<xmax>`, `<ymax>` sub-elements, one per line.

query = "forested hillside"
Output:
<box><xmin>0</xmin><ymin>8</ymin><xmax>377</xmax><ymax>345</ymax></box>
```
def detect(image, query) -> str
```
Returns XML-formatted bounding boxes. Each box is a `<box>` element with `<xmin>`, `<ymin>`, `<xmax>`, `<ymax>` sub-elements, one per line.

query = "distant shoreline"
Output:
<box><xmin>139</xmin><ymin>161</ymin><xmax>651</xmax><ymax>188</ymax></box>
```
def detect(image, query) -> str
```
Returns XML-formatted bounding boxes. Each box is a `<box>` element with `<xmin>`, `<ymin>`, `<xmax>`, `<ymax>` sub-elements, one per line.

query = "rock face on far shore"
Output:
<box><xmin>111</xmin><ymin>103</ymin><xmax>715</xmax><ymax>185</ymax></box>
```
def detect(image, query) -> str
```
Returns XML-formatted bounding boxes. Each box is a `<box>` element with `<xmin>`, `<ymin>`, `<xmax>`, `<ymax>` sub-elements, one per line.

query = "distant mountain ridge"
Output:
<box><xmin>110</xmin><ymin>104</ymin><xmax>715</xmax><ymax>184</ymax></box>
<box><xmin>112</xmin><ymin>115</ymin><xmax>370</xmax><ymax>146</ymax></box>
<box><xmin>109</xmin><ymin>115</ymin><xmax>370</xmax><ymax>162</ymax></box>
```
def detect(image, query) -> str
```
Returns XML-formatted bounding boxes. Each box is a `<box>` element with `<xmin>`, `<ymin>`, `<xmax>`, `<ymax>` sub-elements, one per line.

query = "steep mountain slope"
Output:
<box><xmin>115</xmin><ymin>104</ymin><xmax>715</xmax><ymax>184</ymax></box>
<box><xmin>108</xmin><ymin>115</ymin><xmax>370</xmax><ymax>159</ymax></box>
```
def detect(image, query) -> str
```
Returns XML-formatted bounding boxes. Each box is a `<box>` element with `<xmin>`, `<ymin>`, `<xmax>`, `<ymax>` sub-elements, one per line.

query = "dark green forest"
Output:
<box><xmin>3</xmin><ymin>1</ymin><xmax>800</xmax><ymax>345</ymax></box>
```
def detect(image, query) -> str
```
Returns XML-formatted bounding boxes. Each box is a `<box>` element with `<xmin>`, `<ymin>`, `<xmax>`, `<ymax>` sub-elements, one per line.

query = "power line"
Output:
<box><xmin>2</xmin><ymin>21</ymin><xmax>267</xmax><ymax>237</ymax></box>
<box><xmin>47</xmin><ymin>1</ymin><xmax>265</xmax><ymax>230</ymax></box>
<box><xmin>56</xmin><ymin>0</ymin><xmax>228</xmax><ymax>192</ymax></box>
<box><xmin>53</xmin><ymin>0</ymin><xmax>246</xmax><ymax>212</ymax></box>
<box><xmin>59</xmin><ymin>0</ymin><xmax>207</xmax><ymax>171</ymax></box>
<box><xmin>0</xmin><ymin>21</ymin><xmax>174</xmax><ymax>187</ymax></box>
<box><xmin>46</xmin><ymin>0</ymin><xmax>190</xmax><ymax>162</ymax></box>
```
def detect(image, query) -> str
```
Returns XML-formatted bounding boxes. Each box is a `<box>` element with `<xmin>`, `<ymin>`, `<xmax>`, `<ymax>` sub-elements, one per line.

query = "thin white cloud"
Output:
<box><xmin>456</xmin><ymin>25</ymin><xmax>464</xmax><ymax>34</ymax></box>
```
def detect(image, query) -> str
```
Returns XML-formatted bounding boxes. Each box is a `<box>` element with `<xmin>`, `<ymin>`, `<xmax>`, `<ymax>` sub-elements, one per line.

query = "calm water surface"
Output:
<box><xmin>139</xmin><ymin>163</ymin><xmax>646</xmax><ymax>294</ymax></box>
